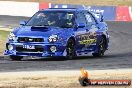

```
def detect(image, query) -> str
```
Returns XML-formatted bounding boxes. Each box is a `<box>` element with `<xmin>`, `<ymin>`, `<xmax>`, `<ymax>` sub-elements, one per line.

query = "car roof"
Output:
<box><xmin>40</xmin><ymin>8</ymin><xmax>87</xmax><ymax>12</ymax></box>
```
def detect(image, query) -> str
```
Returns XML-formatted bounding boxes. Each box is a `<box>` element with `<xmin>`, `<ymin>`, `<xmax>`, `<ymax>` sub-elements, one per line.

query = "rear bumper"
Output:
<box><xmin>4</xmin><ymin>42</ymin><xmax>66</xmax><ymax>57</ymax></box>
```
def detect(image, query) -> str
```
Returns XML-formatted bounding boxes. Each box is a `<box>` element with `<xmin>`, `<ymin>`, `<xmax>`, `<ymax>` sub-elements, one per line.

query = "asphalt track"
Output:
<box><xmin>0</xmin><ymin>15</ymin><xmax>132</xmax><ymax>72</ymax></box>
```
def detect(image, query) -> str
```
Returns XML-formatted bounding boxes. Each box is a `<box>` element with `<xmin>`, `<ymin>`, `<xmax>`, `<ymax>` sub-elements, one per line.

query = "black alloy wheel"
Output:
<box><xmin>66</xmin><ymin>39</ymin><xmax>76</xmax><ymax>59</ymax></box>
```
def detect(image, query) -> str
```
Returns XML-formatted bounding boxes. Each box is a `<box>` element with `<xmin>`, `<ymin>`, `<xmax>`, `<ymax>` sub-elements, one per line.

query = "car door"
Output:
<box><xmin>75</xmin><ymin>11</ymin><xmax>89</xmax><ymax>52</ymax></box>
<box><xmin>83</xmin><ymin>12</ymin><xmax>98</xmax><ymax>50</ymax></box>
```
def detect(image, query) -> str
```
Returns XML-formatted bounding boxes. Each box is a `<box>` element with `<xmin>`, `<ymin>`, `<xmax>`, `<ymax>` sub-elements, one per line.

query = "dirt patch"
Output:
<box><xmin>0</xmin><ymin>69</ymin><xmax>131</xmax><ymax>88</ymax></box>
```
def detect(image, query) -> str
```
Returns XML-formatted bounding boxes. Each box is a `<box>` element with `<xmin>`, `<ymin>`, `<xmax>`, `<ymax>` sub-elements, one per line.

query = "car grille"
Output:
<box><xmin>16</xmin><ymin>45</ymin><xmax>43</xmax><ymax>52</ymax></box>
<box><xmin>17</xmin><ymin>37</ymin><xmax>44</xmax><ymax>42</ymax></box>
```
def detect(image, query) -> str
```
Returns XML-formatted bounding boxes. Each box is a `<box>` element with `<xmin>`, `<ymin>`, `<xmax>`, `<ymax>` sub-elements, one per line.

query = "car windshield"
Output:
<box><xmin>26</xmin><ymin>11</ymin><xmax>75</xmax><ymax>28</ymax></box>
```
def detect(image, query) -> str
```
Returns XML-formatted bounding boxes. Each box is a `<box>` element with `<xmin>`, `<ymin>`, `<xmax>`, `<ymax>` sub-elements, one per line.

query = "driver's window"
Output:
<box><xmin>85</xmin><ymin>12</ymin><xmax>96</xmax><ymax>26</ymax></box>
<box><xmin>66</xmin><ymin>13</ymin><xmax>74</xmax><ymax>27</ymax></box>
<box><xmin>85</xmin><ymin>14</ymin><xmax>92</xmax><ymax>22</ymax></box>
<box><xmin>76</xmin><ymin>12</ymin><xmax>87</xmax><ymax>26</ymax></box>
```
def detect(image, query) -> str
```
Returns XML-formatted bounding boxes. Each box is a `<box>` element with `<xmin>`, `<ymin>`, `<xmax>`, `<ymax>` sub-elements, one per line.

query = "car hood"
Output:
<box><xmin>15</xmin><ymin>26</ymin><xmax>70</xmax><ymax>37</ymax></box>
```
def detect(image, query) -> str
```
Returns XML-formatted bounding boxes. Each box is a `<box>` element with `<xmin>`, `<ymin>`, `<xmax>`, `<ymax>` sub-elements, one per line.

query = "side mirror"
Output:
<box><xmin>77</xmin><ymin>23</ymin><xmax>85</xmax><ymax>28</ymax></box>
<box><xmin>20</xmin><ymin>21</ymin><xmax>27</xmax><ymax>26</ymax></box>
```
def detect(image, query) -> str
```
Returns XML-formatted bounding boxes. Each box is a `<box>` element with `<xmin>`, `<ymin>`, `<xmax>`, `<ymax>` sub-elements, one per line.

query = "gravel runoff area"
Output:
<box><xmin>0</xmin><ymin>69</ymin><xmax>132</xmax><ymax>88</ymax></box>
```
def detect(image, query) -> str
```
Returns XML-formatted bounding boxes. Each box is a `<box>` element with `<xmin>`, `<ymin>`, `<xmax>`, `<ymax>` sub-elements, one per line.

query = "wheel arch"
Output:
<box><xmin>65</xmin><ymin>36</ymin><xmax>76</xmax><ymax>46</ymax></box>
<box><xmin>68</xmin><ymin>36</ymin><xmax>76</xmax><ymax>42</ymax></box>
<box><xmin>102</xmin><ymin>34</ymin><xmax>106</xmax><ymax>41</ymax></box>
<box><xmin>96</xmin><ymin>34</ymin><xmax>107</xmax><ymax>49</ymax></box>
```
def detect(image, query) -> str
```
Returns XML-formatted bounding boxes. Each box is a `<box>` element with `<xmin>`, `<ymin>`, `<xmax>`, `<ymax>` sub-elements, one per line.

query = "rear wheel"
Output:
<box><xmin>66</xmin><ymin>39</ymin><xmax>76</xmax><ymax>59</ymax></box>
<box><xmin>10</xmin><ymin>55</ymin><xmax>23</xmax><ymax>61</ymax></box>
<box><xmin>92</xmin><ymin>37</ymin><xmax>106</xmax><ymax>57</ymax></box>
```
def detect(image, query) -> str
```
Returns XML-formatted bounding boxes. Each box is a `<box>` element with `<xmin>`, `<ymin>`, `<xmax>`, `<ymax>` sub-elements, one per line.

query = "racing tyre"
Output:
<box><xmin>92</xmin><ymin>36</ymin><xmax>106</xmax><ymax>57</ymax></box>
<box><xmin>10</xmin><ymin>55</ymin><xmax>23</xmax><ymax>61</ymax></box>
<box><xmin>66</xmin><ymin>39</ymin><xmax>76</xmax><ymax>59</ymax></box>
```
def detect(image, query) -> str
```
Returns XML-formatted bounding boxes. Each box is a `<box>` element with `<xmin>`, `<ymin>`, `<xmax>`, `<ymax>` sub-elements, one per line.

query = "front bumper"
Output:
<box><xmin>4</xmin><ymin>42</ymin><xmax>66</xmax><ymax>57</ymax></box>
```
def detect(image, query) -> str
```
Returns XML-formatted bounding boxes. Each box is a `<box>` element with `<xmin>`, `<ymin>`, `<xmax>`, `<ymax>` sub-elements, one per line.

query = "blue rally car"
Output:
<box><xmin>4</xmin><ymin>8</ymin><xmax>109</xmax><ymax>60</ymax></box>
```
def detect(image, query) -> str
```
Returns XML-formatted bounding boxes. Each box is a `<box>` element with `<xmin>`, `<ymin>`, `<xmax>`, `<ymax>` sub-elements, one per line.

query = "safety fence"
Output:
<box><xmin>51</xmin><ymin>4</ymin><xmax>132</xmax><ymax>21</ymax></box>
<box><xmin>0</xmin><ymin>1</ymin><xmax>132</xmax><ymax>21</ymax></box>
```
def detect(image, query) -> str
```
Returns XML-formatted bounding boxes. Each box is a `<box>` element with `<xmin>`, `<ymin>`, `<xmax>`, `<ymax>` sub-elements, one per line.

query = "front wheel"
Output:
<box><xmin>10</xmin><ymin>55</ymin><xmax>23</xmax><ymax>61</ymax></box>
<box><xmin>92</xmin><ymin>37</ymin><xmax>106</xmax><ymax>57</ymax></box>
<box><xmin>66</xmin><ymin>39</ymin><xmax>76</xmax><ymax>59</ymax></box>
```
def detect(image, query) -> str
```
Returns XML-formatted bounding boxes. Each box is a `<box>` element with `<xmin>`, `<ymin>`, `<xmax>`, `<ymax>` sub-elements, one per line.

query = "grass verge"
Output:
<box><xmin>0</xmin><ymin>29</ymin><xmax>10</xmax><ymax>55</ymax></box>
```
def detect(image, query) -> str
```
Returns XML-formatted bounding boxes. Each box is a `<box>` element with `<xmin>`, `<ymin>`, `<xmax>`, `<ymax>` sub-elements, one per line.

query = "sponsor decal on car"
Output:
<box><xmin>79</xmin><ymin>39</ymin><xmax>96</xmax><ymax>45</ymax></box>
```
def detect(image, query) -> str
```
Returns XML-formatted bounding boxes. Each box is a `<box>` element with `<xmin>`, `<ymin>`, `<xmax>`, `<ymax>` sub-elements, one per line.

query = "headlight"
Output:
<box><xmin>53</xmin><ymin>37</ymin><xmax>57</xmax><ymax>42</ymax></box>
<box><xmin>7</xmin><ymin>44</ymin><xmax>13</xmax><ymax>50</ymax></box>
<box><xmin>48</xmin><ymin>35</ymin><xmax>58</xmax><ymax>42</ymax></box>
<box><xmin>8</xmin><ymin>32</ymin><xmax>16</xmax><ymax>41</ymax></box>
